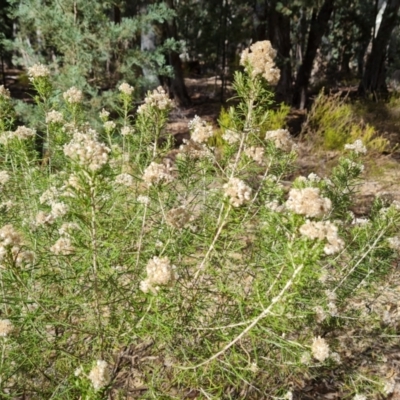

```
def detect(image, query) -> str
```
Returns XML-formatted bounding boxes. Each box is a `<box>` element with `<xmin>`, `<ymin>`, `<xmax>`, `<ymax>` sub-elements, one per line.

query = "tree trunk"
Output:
<box><xmin>292</xmin><ymin>0</ymin><xmax>335</xmax><ymax>109</ymax></box>
<box><xmin>254</xmin><ymin>0</ymin><xmax>268</xmax><ymax>41</ymax></box>
<box><xmin>140</xmin><ymin>12</ymin><xmax>161</xmax><ymax>89</ymax></box>
<box><xmin>164</xmin><ymin>0</ymin><xmax>191</xmax><ymax>107</ymax></box>
<box><xmin>267</xmin><ymin>0</ymin><xmax>292</xmax><ymax>104</ymax></box>
<box><xmin>359</xmin><ymin>0</ymin><xmax>400</xmax><ymax>94</ymax></box>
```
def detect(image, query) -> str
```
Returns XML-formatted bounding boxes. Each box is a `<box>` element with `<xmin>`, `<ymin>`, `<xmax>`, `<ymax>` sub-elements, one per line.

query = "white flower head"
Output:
<box><xmin>286</xmin><ymin>187</ymin><xmax>332</xmax><ymax>218</ymax></box>
<box><xmin>223</xmin><ymin>177</ymin><xmax>252</xmax><ymax>207</ymax></box>
<box><xmin>244</xmin><ymin>146</ymin><xmax>264</xmax><ymax>164</ymax></box>
<box><xmin>240</xmin><ymin>41</ymin><xmax>280</xmax><ymax>84</ymax></box>
<box><xmin>50</xmin><ymin>237</ymin><xmax>74</xmax><ymax>255</ymax></box>
<box><xmin>88</xmin><ymin>360</ymin><xmax>110</xmax><ymax>390</ymax></box>
<box><xmin>115</xmin><ymin>173</ymin><xmax>133</xmax><ymax>187</ymax></box>
<box><xmin>45</xmin><ymin>110</ymin><xmax>63</xmax><ymax>124</ymax></box>
<box><xmin>142</xmin><ymin>162</ymin><xmax>174</xmax><ymax>186</ymax></box>
<box><xmin>99</xmin><ymin>108</ymin><xmax>110</xmax><ymax>120</ymax></box>
<box><xmin>388</xmin><ymin>236</ymin><xmax>400</xmax><ymax>251</ymax></box>
<box><xmin>104</xmin><ymin>121</ymin><xmax>116</xmax><ymax>131</ymax></box>
<box><xmin>121</xmin><ymin>126</ymin><xmax>133</xmax><ymax>136</ymax></box>
<box><xmin>50</xmin><ymin>202</ymin><xmax>68</xmax><ymax>218</ymax></box>
<box><xmin>222</xmin><ymin>129</ymin><xmax>241</xmax><ymax>144</ymax></box>
<box><xmin>140</xmin><ymin>256</ymin><xmax>178</xmax><ymax>294</ymax></box>
<box><xmin>188</xmin><ymin>115</ymin><xmax>214</xmax><ymax>143</ymax></box>
<box><xmin>0</xmin><ymin>319</ymin><xmax>13</xmax><ymax>337</ymax></box>
<box><xmin>27</xmin><ymin>63</ymin><xmax>50</xmax><ymax>80</ymax></box>
<box><xmin>0</xmin><ymin>85</ymin><xmax>10</xmax><ymax>99</ymax></box>
<box><xmin>137</xmin><ymin>86</ymin><xmax>172</xmax><ymax>114</ymax></box>
<box><xmin>119</xmin><ymin>82</ymin><xmax>134</xmax><ymax>95</ymax></box>
<box><xmin>63</xmin><ymin>129</ymin><xmax>110</xmax><ymax>171</ymax></box>
<box><xmin>265</xmin><ymin>129</ymin><xmax>296</xmax><ymax>152</ymax></box>
<box><xmin>63</xmin><ymin>87</ymin><xmax>83</xmax><ymax>104</ymax></box>
<box><xmin>299</xmin><ymin>220</ymin><xmax>344</xmax><ymax>255</ymax></box>
<box><xmin>311</xmin><ymin>336</ymin><xmax>330</xmax><ymax>362</ymax></box>
<box><xmin>0</xmin><ymin>171</ymin><xmax>10</xmax><ymax>185</ymax></box>
<box><xmin>137</xmin><ymin>195</ymin><xmax>150</xmax><ymax>205</ymax></box>
<box><xmin>344</xmin><ymin>139</ymin><xmax>367</xmax><ymax>154</ymax></box>
<box><xmin>14</xmin><ymin>126</ymin><xmax>36</xmax><ymax>140</ymax></box>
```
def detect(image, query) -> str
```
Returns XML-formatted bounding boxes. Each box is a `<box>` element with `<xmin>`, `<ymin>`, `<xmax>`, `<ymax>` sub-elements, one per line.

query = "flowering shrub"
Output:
<box><xmin>0</xmin><ymin>42</ymin><xmax>399</xmax><ymax>399</ymax></box>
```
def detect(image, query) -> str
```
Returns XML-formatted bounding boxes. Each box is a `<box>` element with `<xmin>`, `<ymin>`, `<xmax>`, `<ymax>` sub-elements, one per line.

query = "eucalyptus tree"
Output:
<box><xmin>360</xmin><ymin>0</ymin><xmax>400</xmax><ymax>94</ymax></box>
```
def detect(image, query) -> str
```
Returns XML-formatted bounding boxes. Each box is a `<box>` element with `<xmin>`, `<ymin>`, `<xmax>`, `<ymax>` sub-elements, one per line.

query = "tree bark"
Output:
<box><xmin>254</xmin><ymin>0</ymin><xmax>268</xmax><ymax>41</ymax></box>
<box><xmin>267</xmin><ymin>0</ymin><xmax>292</xmax><ymax>104</ymax></box>
<box><xmin>359</xmin><ymin>0</ymin><xmax>400</xmax><ymax>94</ymax></box>
<box><xmin>292</xmin><ymin>0</ymin><xmax>335</xmax><ymax>109</ymax></box>
<box><xmin>164</xmin><ymin>0</ymin><xmax>191</xmax><ymax>107</ymax></box>
<box><xmin>140</xmin><ymin>4</ymin><xmax>161</xmax><ymax>89</ymax></box>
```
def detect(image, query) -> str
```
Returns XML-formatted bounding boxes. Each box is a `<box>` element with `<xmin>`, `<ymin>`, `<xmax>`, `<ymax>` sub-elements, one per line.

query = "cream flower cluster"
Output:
<box><xmin>58</xmin><ymin>222</ymin><xmax>79</xmax><ymax>237</ymax></box>
<box><xmin>244</xmin><ymin>146</ymin><xmax>264</xmax><ymax>164</ymax></box>
<box><xmin>104</xmin><ymin>121</ymin><xmax>116</xmax><ymax>131</ymax></box>
<box><xmin>344</xmin><ymin>139</ymin><xmax>367</xmax><ymax>154</ymax></box>
<box><xmin>142</xmin><ymin>162</ymin><xmax>174</xmax><ymax>186</ymax></box>
<box><xmin>121</xmin><ymin>126</ymin><xmax>133</xmax><ymax>136</ymax></box>
<box><xmin>286</xmin><ymin>187</ymin><xmax>332</xmax><ymax>218</ymax></box>
<box><xmin>137</xmin><ymin>86</ymin><xmax>172</xmax><ymax>114</ymax></box>
<box><xmin>0</xmin><ymin>85</ymin><xmax>10</xmax><ymax>99</ymax></box>
<box><xmin>35</xmin><ymin>211</ymin><xmax>55</xmax><ymax>226</ymax></box>
<box><xmin>265</xmin><ymin>129</ymin><xmax>296</xmax><ymax>152</ymax></box>
<box><xmin>311</xmin><ymin>336</ymin><xmax>330</xmax><ymax>362</ymax></box>
<box><xmin>0</xmin><ymin>171</ymin><xmax>10</xmax><ymax>186</ymax></box>
<box><xmin>39</xmin><ymin>187</ymin><xmax>68</xmax><ymax>220</ymax></box>
<box><xmin>0</xmin><ymin>224</ymin><xmax>23</xmax><ymax>249</ymax></box>
<box><xmin>40</xmin><ymin>187</ymin><xmax>59</xmax><ymax>205</ymax></box>
<box><xmin>88</xmin><ymin>360</ymin><xmax>110</xmax><ymax>390</ymax></box>
<box><xmin>222</xmin><ymin>129</ymin><xmax>241</xmax><ymax>144</ymax></box>
<box><xmin>115</xmin><ymin>173</ymin><xmax>133</xmax><ymax>187</ymax></box>
<box><xmin>50</xmin><ymin>237</ymin><xmax>74</xmax><ymax>255</ymax></box>
<box><xmin>188</xmin><ymin>115</ymin><xmax>214</xmax><ymax>143</ymax></box>
<box><xmin>64</xmin><ymin>129</ymin><xmax>110</xmax><ymax>171</ymax></box>
<box><xmin>0</xmin><ymin>224</ymin><xmax>34</xmax><ymax>265</ymax></box>
<box><xmin>15</xmin><ymin>126</ymin><xmax>36</xmax><ymax>140</ymax></box>
<box><xmin>137</xmin><ymin>195</ymin><xmax>150</xmax><ymax>205</ymax></box>
<box><xmin>179</xmin><ymin>139</ymin><xmax>209</xmax><ymax>159</ymax></box>
<box><xmin>99</xmin><ymin>108</ymin><xmax>110</xmax><ymax>120</ymax></box>
<box><xmin>27</xmin><ymin>63</ymin><xmax>50</xmax><ymax>80</ymax></box>
<box><xmin>388</xmin><ymin>236</ymin><xmax>400</xmax><ymax>251</ymax></box>
<box><xmin>140</xmin><ymin>256</ymin><xmax>178</xmax><ymax>294</ymax></box>
<box><xmin>63</xmin><ymin>86</ymin><xmax>83</xmax><ymax>104</ymax></box>
<box><xmin>0</xmin><ymin>319</ymin><xmax>13</xmax><ymax>337</ymax></box>
<box><xmin>223</xmin><ymin>177</ymin><xmax>252</xmax><ymax>207</ymax></box>
<box><xmin>45</xmin><ymin>110</ymin><xmax>63</xmax><ymax>124</ymax></box>
<box><xmin>165</xmin><ymin>206</ymin><xmax>191</xmax><ymax>229</ymax></box>
<box><xmin>1</xmin><ymin>126</ymin><xmax>36</xmax><ymax>144</ymax></box>
<box><xmin>119</xmin><ymin>82</ymin><xmax>134</xmax><ymax>96</ymax></box>
<box><xmin>240</xmin><ymin>41</ymin><xmax>280</xmax><ymax>85</ymax></box>
<box><xmin>300</xmin><ymin>220</ymin><xmax>344</xmax><ymax>255</ymax></box>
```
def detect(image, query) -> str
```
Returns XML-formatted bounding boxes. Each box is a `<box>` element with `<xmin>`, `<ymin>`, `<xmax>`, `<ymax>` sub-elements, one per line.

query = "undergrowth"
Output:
<box><xmin>301</xmin><ymin>89</ymin><xmax>389</xmax><ymax>153</ymax></box>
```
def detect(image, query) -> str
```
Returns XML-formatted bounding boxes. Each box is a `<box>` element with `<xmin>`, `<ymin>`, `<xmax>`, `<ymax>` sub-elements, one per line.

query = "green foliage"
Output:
<box><xmin>261</xmin><ymin>102</ymin><xmax>290</xmax><ymax>131</ymax></box>
<box><xmin>6</xmin><ymin>0</ymin><xmax>176</xmax><ymax>90</ymax></box>
<box><xmin>0</xmin><ymin>56</ymin><xmax>399</xmax><ymax>399</ymax></box>
<box><xmin>302</xmin><ymin>89</ymin><xmax>389</xmax><ymax>152</ymax></box>
<box><xmin>215</xmin><ymin>102</ymin><xmax>290</xmax><ymax>148</ymax></box>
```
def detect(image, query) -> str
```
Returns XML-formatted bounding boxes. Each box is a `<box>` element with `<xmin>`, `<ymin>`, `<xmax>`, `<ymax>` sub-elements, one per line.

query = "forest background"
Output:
<box><xmin>2</xmin><ymin>0</ymin><xmax>400</xmax><ymax>109</ymax></box>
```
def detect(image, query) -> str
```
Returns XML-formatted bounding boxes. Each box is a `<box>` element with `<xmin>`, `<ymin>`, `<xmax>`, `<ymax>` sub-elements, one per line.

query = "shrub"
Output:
<box><xmin>302</xmin><ymin>89</ymin><xmax>389</xmax><ymax>153</ymax></box>
<box><xmin>0</xmin><ymin>44</ymin><xmax>399</xmax><ymax>399</ymax></box>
